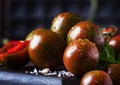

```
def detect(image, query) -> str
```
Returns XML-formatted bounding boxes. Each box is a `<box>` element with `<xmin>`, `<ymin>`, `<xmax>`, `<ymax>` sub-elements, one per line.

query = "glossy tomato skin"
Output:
<box><xmin>108</xmin><ymin>64</ymin><xmax>120</xmax><ymax>85</ymax></box>
<box><xmin>108</xmin><ymin>35</ymin><xmax>120</xmax><ymax>58</ymax></box>
<box><xmin>28</xmin><ymin>29</ymin><xmax>66</xmax><ymax>69</ymax></box>
<box><xmin>0</xmin><ymin>41</ymin><xmax>30</xmax><ymax>69</ymax></box>
<box><xmin>50</xmin><ymin>12</ymin><xmax>81</xmax><ymax>41</ymax></box>
<box><xmin>67</xmin><ymin>21</ymin><xmax>104</xmax><ymax>48</ymax></box>
<box><xmin>80</xmin><ymin>70</ymin><xmax>113</xmax><ymax>85</ymax></box>
<box><xmin>63</xmin><ymin>39</ymin><xmax>99</xmax><ymax>75</ymax></box>
<box><xmin>26</xmin><ymin>28</ymin><xmax>46</xmax><ymax>40</ymax></box>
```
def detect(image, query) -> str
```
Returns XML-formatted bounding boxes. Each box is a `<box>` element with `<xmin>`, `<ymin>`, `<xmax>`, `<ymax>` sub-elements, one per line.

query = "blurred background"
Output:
<box><xmin>0</xmin><ymin>0</ymin><xmax>120</xmax><ymax>41</ymax></box>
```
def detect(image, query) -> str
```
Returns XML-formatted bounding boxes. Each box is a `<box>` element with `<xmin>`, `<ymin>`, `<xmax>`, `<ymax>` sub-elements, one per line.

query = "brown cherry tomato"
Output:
<box><xmin>50</xmin><ymin>12</ymin><xmax>81</xmax><ymax>41</ymax></box>
<box><xmin>63</xmin><ymin>39</ymin><xmax>99</xmax><ymax>75</ymax></box>
<box><xmin>26</xmin><ymin>28</ymin><xmax>46</xmax><ymax>41</ymax></box>
<box><xmin>80</xmin><ymin>70</ymin><xmax>113</xmax><ymax>85</ymax></box>
<box><xmin>108</xmin><ymin>64</ymin><xmax>120</xmax><ymax>85</ymax></box>
<box><xmin>67</xmin><ymin>21</ymin><xmax>104</xmax><ymax>48</ymax></box>
<box><xmin>102</xmin><ymin>25</ymin><xmax>118</xmax><ymax>42</ymax></box>
<box><xmin>108</xmin><ymin>35</ymin><xmax>120</xmax><ymax>58</ymax></box>
<box><xmin>28</xmin><ymin>29</ymin><xmax>66</xmax><ymax>69</ymax></box>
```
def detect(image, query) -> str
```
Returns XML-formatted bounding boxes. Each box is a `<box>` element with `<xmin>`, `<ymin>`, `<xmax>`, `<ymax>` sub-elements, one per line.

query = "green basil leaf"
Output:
<box><xmin>99</xmin><ymin>43</ymin><xmax>116</xmax><ymax>65</ymax></box>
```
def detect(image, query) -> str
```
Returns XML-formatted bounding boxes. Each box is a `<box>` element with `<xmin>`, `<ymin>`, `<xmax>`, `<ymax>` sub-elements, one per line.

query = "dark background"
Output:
<box><xmin>0</xmin><ymin>0</ymin><xmax>120</xmax><ymax>40</ymax></box>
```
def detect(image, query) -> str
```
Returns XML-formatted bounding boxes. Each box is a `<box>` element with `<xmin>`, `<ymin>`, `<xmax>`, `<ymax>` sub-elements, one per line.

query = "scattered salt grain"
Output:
<box><xmin>57</xmin><ymin>72</ymin><xmax>62</xmax><ymax>77</ymax></box>
<box><xmin>66</xmin><ymin>72</ymin><xmax>74</xmax><ymax>77</ymax></box>
<box><xmin>33</xmin><ymin>68</ymin><xmax>38</xmax><ymax>73</ymax></box>
<box><xmin>45</xmin><ymin>71</ymin><xmax>57</xmax><ymax>76</ymax></box>
<box><xmin>25</xmin><ymin>71</ymin><xmax>28</xmax><ymax>73</ymax></box>
<box><xmin>25</xmin><ymin>67</ymin><xmax>74</xmax><ymax>77</ymax></box>
<box><xmin>39</xmin><ymin>68</ymin><xmax>51</xmax><ymax>74</ymax></box>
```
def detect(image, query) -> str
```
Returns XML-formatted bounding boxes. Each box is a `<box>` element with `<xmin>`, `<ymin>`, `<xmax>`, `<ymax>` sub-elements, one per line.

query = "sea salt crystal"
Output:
<box><xmin>30</xmin><ymin>71</ymin><xmax>35</xmax><ymax>74</ymax></box>
<box><xmin>57</xmin><ymin>70</ymin><xmax>74</xmax><ymax>77</ymax></box>
<box><xmin>66</xmin><ymin>72</ymin><xmax>74</xmax><ymax>77</ymax></box>
<box><xmin>25</xmin><ymin>66</ymin><xmax>74</xmax><ymax>77</ymax></box>
<box><xmin>39</xmin><ymin>68</ymin><xmax>51</xmax><ymax>74</ymax></box>
<box><xmin>25</xmin><ymin>71</ymin><xmax>29</xmax><ymax>73</ymax></box>
<box><xmin>45</xmin><ymin>71</ymin><xmax>57</xmax><ymax>76</ymax></box>
<box><xmin>58</xmin><ymin>72</ymin><xmax>62</xmax><ymax>77</ymax></box>
<box><xmin>33</xmin><ymin>68</ymin><xmax>38</xmax><ymax>73</ymax></box>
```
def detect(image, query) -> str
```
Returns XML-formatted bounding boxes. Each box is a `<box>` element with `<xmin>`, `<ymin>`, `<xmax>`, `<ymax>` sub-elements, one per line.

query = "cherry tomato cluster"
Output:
<box><xmin>0</xmin><ymin>12</ymin><xmax>120</xmax><ymax>85</ymax></box>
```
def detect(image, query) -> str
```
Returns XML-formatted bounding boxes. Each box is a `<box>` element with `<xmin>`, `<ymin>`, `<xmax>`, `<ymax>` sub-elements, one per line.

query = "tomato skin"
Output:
<box><xmin>108</xmin><ymin>35</ymin><xmax>120</xmax><ymax>57</ymax></box>
<box><xmin>108</xmin><ymin>64</ymin><xmax>120</xmax><ymax>85</ymax></box>
<box><xmin>26</xmin><ymin>28</ymin><xmax>46</xmax><ymax>41</ymax></box>
<box><xmin>67</xmin><ymin>21</ymin><xmax>104</xmax><ymax>48</ymax></box>
<box><xmin>102</xmin><ymin>26</ymin><xmax>118</xmax><ymax>42</ymax></box>
<box><xmin>63</xmin><ymin>39</ymin><xmax>99</xmax><ymax>75</ymax></box>
<box><xmin>28</xmin><ymin>29</ymin><xmax>66</xmax><ymax>69</ymax></box>
<box><xmin>50</xmin><ymin>12</ymin><xmax>81</xmax><ymax>41</ymax></box>
<box><xmin>80</xmin><ymin>70</ymin><xmax>113</xmax><ymax>85</ymax></box>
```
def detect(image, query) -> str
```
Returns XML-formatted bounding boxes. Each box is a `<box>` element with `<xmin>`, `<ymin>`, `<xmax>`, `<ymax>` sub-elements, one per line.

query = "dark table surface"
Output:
<box><xmin>0</xmin><ymin>63</ymin><xmax>80</xmax><ymax>85</ymax></box>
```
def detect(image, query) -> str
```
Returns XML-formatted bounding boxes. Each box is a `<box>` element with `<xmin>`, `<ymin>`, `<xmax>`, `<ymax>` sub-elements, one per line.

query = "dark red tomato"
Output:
<box><xmin>67</xmin><ymin>21</ymin><xmax>104</xmax><ymax>48</ymax></box>
<box><xmin>80</xmin><ymin>70</ymin><xmax>113</xmax><ymax>85</ymax></box>
<box><xmin>63</xmin><ymin>39</ymin><xmax>99</xmax><ymax>75</ymax></box>
<box><xmin>108</xmin><ymin>64</ymin><xmax>120</xmax><ymax>85</ymax></box>
<box><xmin>108</xmin><ymin>35</ymin><xmax>120</xmax><ymax>57</ymax></box>
<box><xmin>102</xmin><ymin>26</ymin><xmax>118</xmax><ymax>36</ymax></box>
<box><xmin>50</xmin><ymin>12</ymin><xmax>81</xmax><ymax>41</ymax></box>
<box><xmin>102</xmin><ymin>25</ymin><xmax>118</xmax><ymax>42</ymax></box>
<box><xmin>26</xmin><ymin>28</ymin><xmax>46</xmax><ymax>40</ymax></box>
<box><xmin>28</xmin><ymin>29</ymin><xmax>66</xmax><ymax>69</ymax></box>
<box><xmin>0</xmin><ymin>40</ymin><xmax>30</xmax><ymax>69</ymax></box>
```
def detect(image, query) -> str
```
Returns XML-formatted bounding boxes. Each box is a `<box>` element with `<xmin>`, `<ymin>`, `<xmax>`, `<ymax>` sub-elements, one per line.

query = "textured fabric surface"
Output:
<box><xmin>1</xmin><ymin>0</ymin><xmax>120</xmax><ymax>39</ymax></box>
<box><xmin>0</xmin><ymin>71</ymin><xmax>62</xmax><ymax>85</ymax></box>
<box><xmin>0</xmin><ymin>66</ymin><xmax>80</xmax><ymax>85</ymax></box>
